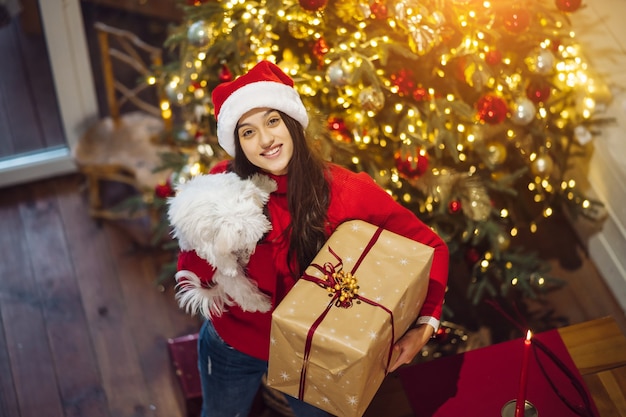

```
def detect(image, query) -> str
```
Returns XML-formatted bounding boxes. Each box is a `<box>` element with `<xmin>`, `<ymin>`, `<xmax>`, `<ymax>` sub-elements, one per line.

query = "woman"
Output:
<box><xmin>171</xmin><ymin>60</ymin><xmax>449</xmax><ymax>417</ymax></box>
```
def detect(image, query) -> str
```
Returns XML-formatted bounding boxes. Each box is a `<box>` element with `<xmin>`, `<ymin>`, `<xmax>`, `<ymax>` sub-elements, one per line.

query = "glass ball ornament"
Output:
<box><xmin>370</xmin><ymin>0</ymin><xmax>389</xmax><ymax>19</ymax></box>
<box><xmin>486</xmin><ymin>141</ymin><xmax>508</xmax><ymax>166</ymax></box>
<box><xmin>394</xmin><ymin>148</ymin><xmax>429</xmax><ymax>179</ymax></box>
<box><xmin>530</xmin><ymin>154</ymin><xmax>554</xmax><ymax>177</ymax></box>
<box><xmin>219</xmin><ymin>65</ymin><xmax>233</xmax><ymax>82</ymax></box>
<box><xmin>299</xmin><ymin>0</ymin><xmax>328</xmax><ymax>12</ymax></box>
<box><xmin>313</xmin><ymin>38</ymin><xmax>329</xmax><ymax>66</ymax></box>
<box><xmin>501</xmin><ymin>7</ymin><xmax>531</xmax><ymax>34</ymax></box>
<box><xmin>464</xmin><ymin>247</ymin><xmax>482</xmax><ymax>266</ymax></box>
<box><xmin>495</xmin><ymin>231</ymin><xmax>511</xmax><ymax>251</ymax></box>
<box><xmin>164</xmin><ymin>79</ymin><xmax>187</xmax><ymax>105</ymax></box>
<box><xmin>328</xmin><ymin>116</ymin><xmax>352</xmax><ymax>142</ymax></box>
<box><xmin>574</xmin><ymin>125</ymin><xmax>593</xmax><ymax>145</ymax></box>
<box><xmin>326</xmin><ymin>60</ymin><xmax>352</xmax><ymax>87</ymax></box>
<box><xmin>510</xmin><ymin>97</ymin><xmax>537</xmax><ymax>126</ymax></box>
<box><xmin>391</xmin><ymin>68</ymin><xmax>416</xmax><ymax>96</ymax></box>
<box><xmin>556</xmin><ymin>0</ymin><xmax>582</xmax><ymax>12</ymax></box>
<box><xmin>475</xmin><ymin>94</ymin><xmax>508</xmax><ymax>125</ymax></box>
<box><xmin>448</xmin><ymin>200</ymin><xmax>462</xmax><ymax>214</ymax></box>
<box><xmin>485</xmin><ymin>49</ymin><xmax>503</xmax><ymax>66</ymax></box>
<box><xmin>412</xmin><ymin>86</ymin><xmax>429</xmax><ymax>101</ymax></box>
<box><xmin>155</xmin><ymin>181</ymin><xmax>175</xmax><ymax>199</ymax></box>
<box><xmin>187</xmin><ymin>20</ymin><xmax>212</xmax><ymax>47</ymax></box>
<box><xmin>526</xmin><ymin>79</ymin><xmax>551</xmax><ymax>104</ymax></box>
<box><xmin>358</xmin><ymin>86</ymin><xmax>385</xmax><ymax>113</ymax></box>
<box><xmin>169</xmin><ymin>165</ymin><xmax>193</xmax><ymax>186</ymax></box>
<box><xmin>526</xmin><ymin>48</ymin><xmax>555</xmax><ymax>75</ymax></box>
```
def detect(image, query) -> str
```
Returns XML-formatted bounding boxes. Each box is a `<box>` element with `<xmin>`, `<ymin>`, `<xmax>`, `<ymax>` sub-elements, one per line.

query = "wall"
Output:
<box><xmin>571</xmin><ymin>0</ymin><xmax>626</xmax><ymax>314</ymax></box>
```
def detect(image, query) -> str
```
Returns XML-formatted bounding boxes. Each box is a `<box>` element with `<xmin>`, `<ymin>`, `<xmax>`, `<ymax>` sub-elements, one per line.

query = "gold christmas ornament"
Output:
<box><xmin>530</xmin><ymin>154</ymin><xmax>554</xmax><ymax>177</ymax></box>
<box><xmin>494</xmin><ymin>230</ymin><xmax>511</xmax><ymax>251</ymax></box>
<box><xmin>485</xmin><ymin>141</ymin><xmax>507</xmax><ymax>166</ymax></box>
<box><xmin>358</xmin><ymin>86</ymin><xmax>385</xmax><ymax>113</ymax></box>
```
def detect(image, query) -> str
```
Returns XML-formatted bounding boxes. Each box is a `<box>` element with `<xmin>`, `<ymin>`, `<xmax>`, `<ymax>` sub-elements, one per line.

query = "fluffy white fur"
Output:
<box><xmin>167</xmin><ymin>172</ymin><xmax>277</xmax><ymax>318</ymax></box>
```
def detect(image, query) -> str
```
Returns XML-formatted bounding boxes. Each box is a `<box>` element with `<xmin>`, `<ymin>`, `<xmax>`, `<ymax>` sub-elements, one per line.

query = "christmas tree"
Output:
<box><xmin>149</xmin><ymin>0</ymin><xmax>611</xmax><ymax>339</ymax></box>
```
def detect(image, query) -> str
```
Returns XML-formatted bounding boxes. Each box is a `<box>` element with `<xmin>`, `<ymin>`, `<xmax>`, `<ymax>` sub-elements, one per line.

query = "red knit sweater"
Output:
<box><xmin>176</xmin><ymin>161</ymin><xmax>449</xmax><ymax>360</ymax></box>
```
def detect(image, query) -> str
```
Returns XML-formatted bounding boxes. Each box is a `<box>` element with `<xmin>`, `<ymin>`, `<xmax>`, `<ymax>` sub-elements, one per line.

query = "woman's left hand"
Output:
<box><xmin>387</xmin><ymin>324</ymin><xmax>434</xmax><ymax>372</ymax></box>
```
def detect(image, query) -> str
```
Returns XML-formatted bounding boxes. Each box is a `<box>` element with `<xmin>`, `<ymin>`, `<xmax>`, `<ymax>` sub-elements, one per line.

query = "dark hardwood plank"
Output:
<box><xmin>0</xmin><ymin>184</ymin><xmax>65</xmax><ymax>417</ymax></box>
<box><xmin>20</xmin><ymin>179</ymin><xmax>109</xmax><ymax>417</ymax></box>
<box><xmin>0</xmin><ymin>199</ymin><xmax>21</xmax><ymax>417</ymax></box>
<box><xmin>55</xmin><ymin>175</ymin><xmax>154</xmax><ymax>417</ymax></box>
<box><xmin>104</xmin><ymin>221</ymin><xmax>199</xmax><ymax>416</ymax></box>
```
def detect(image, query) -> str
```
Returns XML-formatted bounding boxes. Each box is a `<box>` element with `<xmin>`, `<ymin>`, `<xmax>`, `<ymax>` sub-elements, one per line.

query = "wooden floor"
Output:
<box><xmin>0</xmin><ymin>173</ymin><xmax>625</xmax><ymax>417</ymax></box>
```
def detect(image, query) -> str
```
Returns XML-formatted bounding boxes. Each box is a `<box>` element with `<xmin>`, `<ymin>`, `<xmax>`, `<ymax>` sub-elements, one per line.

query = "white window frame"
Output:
<box><xmin>0</xmin><ymin>0</ymin><xmax>98</xmax><ymax>187</ymax></box>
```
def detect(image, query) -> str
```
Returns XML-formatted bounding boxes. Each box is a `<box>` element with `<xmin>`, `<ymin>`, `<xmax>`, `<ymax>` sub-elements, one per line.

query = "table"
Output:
<box><xmin>364</xmin><ymin>316</ymin><xmax>626</xmax><ymax>417</ymax></box>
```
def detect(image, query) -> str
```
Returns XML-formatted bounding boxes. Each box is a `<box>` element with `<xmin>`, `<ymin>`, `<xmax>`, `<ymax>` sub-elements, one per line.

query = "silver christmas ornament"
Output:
<box><xmin>510</xmin><ymin>97</ymin><xmax>537</xmax><ymax>125</ymax></box>
<box><xmin>187</xmin><ymin>20</ymin><xmax>212</xmax><ymax>47</ymax></box>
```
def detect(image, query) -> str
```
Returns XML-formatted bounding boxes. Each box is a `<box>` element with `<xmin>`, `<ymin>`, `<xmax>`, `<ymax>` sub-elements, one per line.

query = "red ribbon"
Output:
<box><xmin>297</xmin><ymin>226</ymin><xmax>396</xmax><ymax>400</ymax></box>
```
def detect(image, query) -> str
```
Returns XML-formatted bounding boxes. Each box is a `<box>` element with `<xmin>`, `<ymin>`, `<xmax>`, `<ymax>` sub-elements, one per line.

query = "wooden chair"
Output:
<box><xmin>73</xmin><ymin>22</ymin><xmax>172</xmax><ymax>221</ymax></box>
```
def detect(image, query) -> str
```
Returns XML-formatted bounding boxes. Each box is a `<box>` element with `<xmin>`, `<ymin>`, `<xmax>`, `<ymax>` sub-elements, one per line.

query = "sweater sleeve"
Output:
<box><xmin>177</xmin><ymin>249</ymin><xmax>217</xmax><ymax>284</ymax></box>
<box><xmin>328</xmin><ymin>166</ymin><xmax>449</xmax><ymax>321</ymax></box>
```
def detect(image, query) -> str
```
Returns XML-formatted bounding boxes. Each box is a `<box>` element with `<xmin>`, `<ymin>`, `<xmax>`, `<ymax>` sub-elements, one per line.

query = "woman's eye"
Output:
<box><xmin>268</xmin><ymin>116</ymin><xmax>280</xmax><ymax>126</ymax></box>
<box><xmin>240</xmin><ymin>128</ymin><xmax>253</xmax><ymax>138</ymax></box>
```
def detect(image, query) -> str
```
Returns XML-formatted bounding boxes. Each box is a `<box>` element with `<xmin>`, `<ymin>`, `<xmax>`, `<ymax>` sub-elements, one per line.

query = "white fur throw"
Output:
<box><xmin>167</xmin><ymin>172</ymin><xmax>276</xmax><ymax>318</ymax></box>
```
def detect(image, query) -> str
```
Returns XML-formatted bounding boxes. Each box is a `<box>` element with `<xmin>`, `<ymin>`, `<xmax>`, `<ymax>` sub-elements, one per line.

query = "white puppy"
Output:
<box><xmin>167</xmin><ymin>172</ymin><xmax>276</xmax><ymax>318</ymax></box>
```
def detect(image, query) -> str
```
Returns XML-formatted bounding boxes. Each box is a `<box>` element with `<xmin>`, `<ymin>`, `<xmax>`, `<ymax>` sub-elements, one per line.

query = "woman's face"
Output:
<box><xmin>237</xmin><ymin>107</ymin><xmax>294</xmax><ymax>175</ymax></box>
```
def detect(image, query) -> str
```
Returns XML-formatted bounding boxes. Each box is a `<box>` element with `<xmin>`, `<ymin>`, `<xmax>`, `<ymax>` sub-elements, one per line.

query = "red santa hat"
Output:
<box><xmin>212</xmin><ymin>60</ymin><xmax>309</xmax><ymax>157</ymax></box>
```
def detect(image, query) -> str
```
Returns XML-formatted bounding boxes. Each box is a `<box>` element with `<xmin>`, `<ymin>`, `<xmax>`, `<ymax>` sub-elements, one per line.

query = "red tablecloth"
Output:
<box><xmin>398</xmin><ymin>329</ymin><xmax>599</xmax><ymax>417</ymax></box>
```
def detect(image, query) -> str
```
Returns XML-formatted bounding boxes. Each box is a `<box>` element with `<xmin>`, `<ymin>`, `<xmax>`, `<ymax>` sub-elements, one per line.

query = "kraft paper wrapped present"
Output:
<box><xmin>267</xmin><ymin>220</ymin><xmax>434</xmax><ymax>417</ymax></box>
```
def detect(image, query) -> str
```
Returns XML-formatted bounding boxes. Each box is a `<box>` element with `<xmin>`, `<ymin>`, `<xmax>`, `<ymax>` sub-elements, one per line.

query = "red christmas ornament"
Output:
<box><xmin>464</xmin><ymin>247</ymin><xmax>482</xmax><ymax>266</ymax></box>
<box><xmin>475</xmin><ymin>94</ymin><xmax>508</xmax><ymax>124</ymax></box>
<box><xmin>299</xmin><ymin>0</ymin><xmax>328</xmax><ymax>12</ymax></box>
<box><xmin>394</xmin><ymin>148</ymin><xmax>429</xmax><ymax>179</ymax></box>
<box><xmin>412</xmin><ymin>86</ymin><xmax>429</xmax><ymax>101</ymax></box>
<box><xmin>312</xmin><ymin>38</ymin><xmax>329</xmax><ymax>67</ymax></box>
<box><xmin>526</xmin><ymin>79</ymin><xmax>551</xmax><ymax>104</ymax></box>
<box><xmin>485</xmin><ymin>49</ymin><xmax>502</xmax><ymax>66</ymax></box>
<box><xmin>328</xmin><ymin>116</ymin><xmax>351</xmax><ymax>142</ymax></box>
<box><xmin>186</xmin><ymin>0</ymin><xmax>208</xmax><ymax>5</ymax></box>
<box><xmin>155</xmin><ymin>181</ymin><xmax>174</xmax><ymax>199</ymax></box>
<box><xmin>448</xmin><ymin>200</ymin><xmax>462</xmax><ymax>214</ymax></box>
<box><xmin>501</xmin><ymin>7</ymin><xmax>531</xmax><ymax>34</ymax></box>
<box><xmin>370</xmin><ymin>0</ymin><xmax>388</xmax><ymax>20</ymax></box>
<box><xmin>219</xmin><ymin>65</ymin><xmax>233</xmax><ymax>82</ymax></box>
<box><xmin>391</xmin><ymin>69</ymin><xmax>416</xmax><ymax>97</ymax></box>
<box><xmin>555</xmin><ymin>0</ymin><xmax>582</xmax><ymax>12</ymax></box>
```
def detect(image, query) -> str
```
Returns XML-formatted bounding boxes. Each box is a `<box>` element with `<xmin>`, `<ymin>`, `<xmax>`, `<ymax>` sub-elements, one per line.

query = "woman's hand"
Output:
<box><xmin>387</xmin><ymin>324</ymin><xmax>434</xmax><ymax>372</ymax></box>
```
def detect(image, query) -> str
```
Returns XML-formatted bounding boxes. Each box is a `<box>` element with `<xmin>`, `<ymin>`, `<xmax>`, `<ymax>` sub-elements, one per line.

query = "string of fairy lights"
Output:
<box><xmin>152</xmin><ymin>0</ymin><xmax>610</xmax><ymax>301</ymax></box>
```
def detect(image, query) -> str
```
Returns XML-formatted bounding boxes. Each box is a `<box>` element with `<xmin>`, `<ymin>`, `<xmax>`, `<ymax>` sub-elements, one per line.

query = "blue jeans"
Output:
<box><xmin>198</xmin><ymin>320</ymin><xmax>331</xmax><ymax>417</ymax></box>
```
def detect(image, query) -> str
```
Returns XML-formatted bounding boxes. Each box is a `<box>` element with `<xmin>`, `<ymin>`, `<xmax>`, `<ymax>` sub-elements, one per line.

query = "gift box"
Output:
<box><xmin>167</xmin><ymin>333</ymin><xmax>202</xmax><ymax>417</ymax></box>
<box><xmin>267</xmin><ymin>220</ymin><xmax>434</xmax><ymax>417</ymax></box>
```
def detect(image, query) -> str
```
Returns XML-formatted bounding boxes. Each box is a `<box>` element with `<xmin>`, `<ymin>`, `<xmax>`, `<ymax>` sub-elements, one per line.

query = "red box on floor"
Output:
<box><xmin>167</xmin><ymin>333</ymin><xmax>202</xmax><ymax>417</ymax></box>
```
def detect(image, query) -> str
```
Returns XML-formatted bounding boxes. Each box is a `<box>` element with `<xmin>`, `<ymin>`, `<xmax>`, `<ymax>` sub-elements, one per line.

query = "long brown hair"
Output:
<box><xmin>231</xmin><ymin>111</ymin><xmax>330</xmax><ymax>277</ymax></box>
